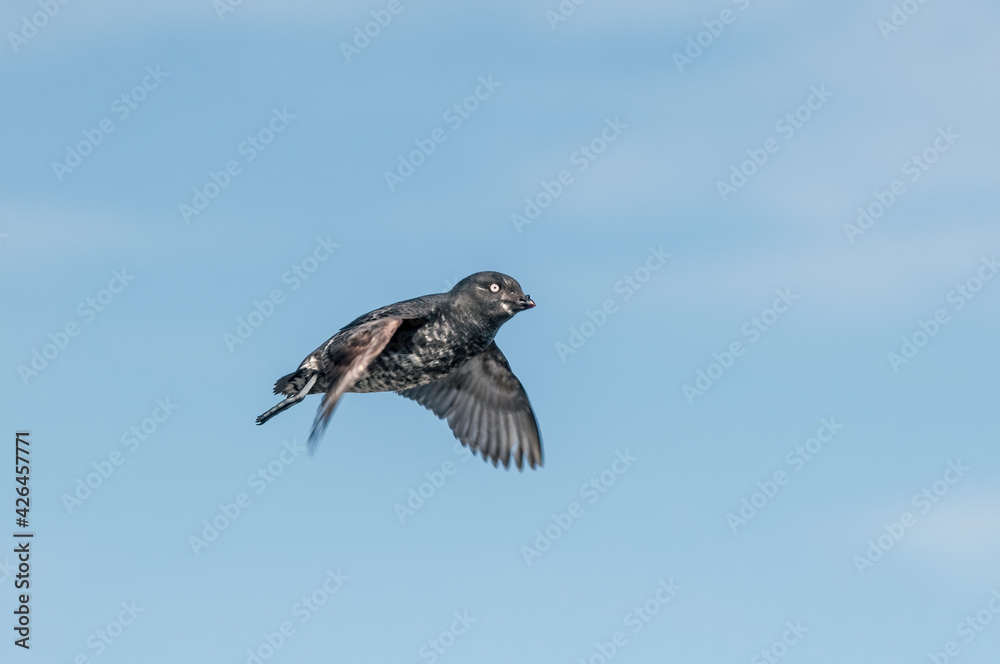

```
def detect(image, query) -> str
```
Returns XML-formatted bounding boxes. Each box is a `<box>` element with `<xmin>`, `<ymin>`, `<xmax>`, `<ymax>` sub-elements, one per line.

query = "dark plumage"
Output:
<box><xmin>256</xmin><ymin>272</ymin><xmax>542</xmax><ymax>470</ymax></box>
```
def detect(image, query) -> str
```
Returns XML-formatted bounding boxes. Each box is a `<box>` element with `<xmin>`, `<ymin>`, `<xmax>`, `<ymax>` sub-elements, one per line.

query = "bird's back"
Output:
<box><xmin>348</xmin><ymin>294</ymin><xmax>495</xmax><ymax>393</ymax></box>
<box><xmin>338</xmin><ymin>293</ymin><xmax>447</xmax><ymax>330</ymax></box>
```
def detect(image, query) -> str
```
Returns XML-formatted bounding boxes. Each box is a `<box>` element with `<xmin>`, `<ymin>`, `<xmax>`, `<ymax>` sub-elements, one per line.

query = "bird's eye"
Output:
<box><xmin>489</xmin><ymin>283</ymin><xmax>500</xmax><ymax>293</ymax></box>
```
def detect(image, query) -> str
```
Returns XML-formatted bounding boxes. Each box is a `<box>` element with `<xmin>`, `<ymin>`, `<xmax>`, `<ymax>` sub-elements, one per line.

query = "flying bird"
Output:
<box><xmin>256</xmin><ymin>272</ymin><xmax>542</xmax><ymax>470</ymax></box>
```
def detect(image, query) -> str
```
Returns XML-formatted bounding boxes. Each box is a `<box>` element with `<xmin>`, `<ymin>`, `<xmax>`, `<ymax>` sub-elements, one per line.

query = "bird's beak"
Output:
<box><xmin>516</xmin><ymin>295</ymin><xmax>536</xmax><ymax>310</ymax></box>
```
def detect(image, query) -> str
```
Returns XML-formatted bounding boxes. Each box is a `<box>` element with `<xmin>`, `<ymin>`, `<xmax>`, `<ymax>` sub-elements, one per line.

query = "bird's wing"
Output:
<box><xmin>339</xmin><ymin>293</ymin><xmax>446</xmax><ymax>330</ymax></box>
<box><xmin>397</xmin><ymin>342</ymin><xmax>543</xmax><ymax>470</ymax></box>
<box><xmin>308</xmin><ymin>316</ymin><xmax>402</xmax><ymax>452</ymax></box>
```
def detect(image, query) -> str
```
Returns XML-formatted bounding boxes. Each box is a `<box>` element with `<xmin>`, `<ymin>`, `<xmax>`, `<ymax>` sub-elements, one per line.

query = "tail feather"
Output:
<box><xmin>258</xmin><ymin>373</ymin><xmax>318</xmax><ymax>425</ymax></box>
<box><xmin>273</xmin><ymin>371</ymin><xmax>299</xmax><ymax>395</ymax></box>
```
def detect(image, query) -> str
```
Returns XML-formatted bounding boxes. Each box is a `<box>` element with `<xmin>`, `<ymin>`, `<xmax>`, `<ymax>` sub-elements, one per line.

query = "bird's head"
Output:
<box><xmin>450</xmin><ymin>271</ymin><xmax>535</xmax><ymax>323</ymax></box>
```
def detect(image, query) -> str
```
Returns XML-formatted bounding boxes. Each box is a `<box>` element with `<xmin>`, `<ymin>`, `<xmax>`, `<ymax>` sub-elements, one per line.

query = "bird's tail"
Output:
<box><xmin>272</xmin><ymin>370</ymin><xmax>301</xmax><ymax>396</ymax></box>
<box><xmin>256</xmin><ymin>373</ymin><xmax>318</xmax><ymax>425</ymax></box>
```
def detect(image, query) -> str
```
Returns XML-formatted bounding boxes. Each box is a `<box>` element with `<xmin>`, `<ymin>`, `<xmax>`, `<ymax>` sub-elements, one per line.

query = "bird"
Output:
<box><xmin>256</xmin><ymin>271</ymin><xmax>543</xmax><ymax>470</ymax></box>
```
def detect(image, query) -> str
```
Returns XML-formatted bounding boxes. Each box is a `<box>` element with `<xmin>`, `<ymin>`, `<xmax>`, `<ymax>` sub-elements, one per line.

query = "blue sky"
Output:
<box><xmin>2</xmin><ymin>0</ymin><xmax>999</xmax><ymax>662</ymax></box>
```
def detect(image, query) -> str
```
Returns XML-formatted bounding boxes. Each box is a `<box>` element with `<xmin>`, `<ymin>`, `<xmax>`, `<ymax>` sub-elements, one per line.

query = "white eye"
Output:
<box><xmin>489</xmin><ymin>283</ymin><xmax>500</xmax><ymax>293</ymax></box>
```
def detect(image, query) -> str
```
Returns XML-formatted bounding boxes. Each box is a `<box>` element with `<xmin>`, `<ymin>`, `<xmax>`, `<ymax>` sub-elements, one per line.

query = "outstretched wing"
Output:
<box><xmin>308</xmin><ymin>317</ymin><xmax>402</xmax><ymax>452</ymax></box>
<box><xmin>397</xmin><ymin>342</ymin><xmax>543</xmax><ymax>470</ymax></box>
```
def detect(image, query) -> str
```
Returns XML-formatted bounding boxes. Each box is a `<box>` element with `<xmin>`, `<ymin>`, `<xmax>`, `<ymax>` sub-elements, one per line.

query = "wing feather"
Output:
<box><xmin>397</xmin><ymin>342</ymin><xmax>543</xmax><ymax>470</ymax></box>
<box><xmin>308</xmin><ymin>317</ymin><xmax>403</xmax><ymax>452</ymax></box>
